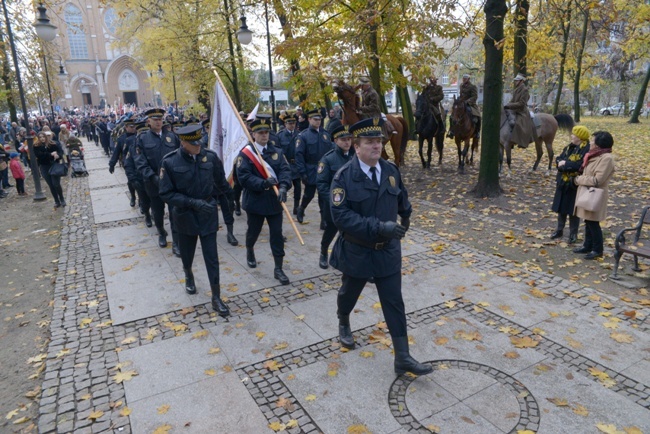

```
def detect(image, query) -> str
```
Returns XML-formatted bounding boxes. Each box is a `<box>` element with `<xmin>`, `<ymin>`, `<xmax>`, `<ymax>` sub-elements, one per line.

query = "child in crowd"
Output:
<box><xmin>9</xmin><ymin>152</ymin><xmax>26</xmax><ymax>196</ymax></box>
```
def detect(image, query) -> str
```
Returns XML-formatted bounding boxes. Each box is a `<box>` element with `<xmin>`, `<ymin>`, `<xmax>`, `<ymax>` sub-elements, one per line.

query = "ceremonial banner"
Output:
<box><xmin>209</xmin><ymin>79</ymin><xmax>251</xmax><ymax>179</ymax></box>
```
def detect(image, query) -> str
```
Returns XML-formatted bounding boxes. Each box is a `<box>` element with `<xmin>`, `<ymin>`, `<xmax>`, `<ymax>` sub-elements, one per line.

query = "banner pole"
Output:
<box><xmin>212</xmin><ymin>70</ymin><xmax>304</xmax><ymax>246</ymax></box>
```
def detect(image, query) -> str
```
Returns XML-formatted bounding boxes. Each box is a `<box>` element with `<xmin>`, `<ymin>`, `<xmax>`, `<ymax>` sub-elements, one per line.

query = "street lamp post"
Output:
<box><xmin>34</xmin><ymin>3</ymin><xmax>57</xmax><ymax>120</ymax></box>
<box><xmin>1</xmin><ymin>0</ymin><xmax>48</xmax><ymax>200</ymax></box>
<box><xmin>158</xmin><ymin>57</ymin><xmax>178</xmax><ymax>113</ymax></box>
<box><xmin>237</xmin><ymin>7</ymin><xmax>277</xmax><ymax>132</ymax></box>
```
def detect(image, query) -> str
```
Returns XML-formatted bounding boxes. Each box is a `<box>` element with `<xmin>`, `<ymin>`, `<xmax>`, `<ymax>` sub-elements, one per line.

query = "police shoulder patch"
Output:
<box><xmin>202</xmin><ymin>156</ymin><xmax>208</xmax><ymax>162</ymax></box>
<box><xmin>317</xmin><ymin>162</ymin><xmax>325</xmax><ymax>174</ymax></box>
<box><xmin>160</xmin><ymin>167</ymin><xmax>165</xmax><ymax>179</ymax></box>
<box><xmin>272</xmin><ymin>153</ymin><xmax>278</xmax><ymax>160</ymax></box>
<box><xmin>166</xmin><ymin>136</ymin><xmax>171</xmax><ymax>142</ymax></box>
<box><xmin>236</xmin><ymin>156</ymin><xmax>243</xmax><ymax>168</ymax></box>
<box><xmin>331</xmin><ymin>188</ymin><xmax>345</xmax><ymax>206</ymax></box>
<box><xmin>389</xmin><ymin>175</ymin><xmax>396</xmax><ymax>187</ymax></box>
<box><xmin>295</xmin><ymin>139</ymin><xmax>301</xmax><ymax>148</ymax></box>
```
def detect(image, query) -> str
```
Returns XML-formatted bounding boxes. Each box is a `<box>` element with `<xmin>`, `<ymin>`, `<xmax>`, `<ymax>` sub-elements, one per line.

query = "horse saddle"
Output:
<box><xmin>531</xmin><ymin>112</ymin><xmax>542</xmax><ymax>131</ymax></box>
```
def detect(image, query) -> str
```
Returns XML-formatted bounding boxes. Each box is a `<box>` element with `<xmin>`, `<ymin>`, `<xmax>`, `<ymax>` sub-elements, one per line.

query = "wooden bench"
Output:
<box><xmin>612</xmin><ymin>205</ymin><xmax>650</xmax><ymax>279</ymax></box>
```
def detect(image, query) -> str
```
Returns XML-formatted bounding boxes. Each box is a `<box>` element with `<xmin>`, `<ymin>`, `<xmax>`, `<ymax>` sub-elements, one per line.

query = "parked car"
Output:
<box><xmin>599</xmin><ymin>102</ymin><xmax>643</xmax><ymax>116</ymax></box>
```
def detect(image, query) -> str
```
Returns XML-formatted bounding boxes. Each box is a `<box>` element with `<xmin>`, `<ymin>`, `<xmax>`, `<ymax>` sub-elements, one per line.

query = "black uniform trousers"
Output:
<box><xmin>320</xmin><ymin>222</ymin><xmax>338</xmax><ymax>254</ymax></box>
<box><xmin>245</xmin><ymin>212</ymin><xmax>284</xmax><ymax>257</ymax></box>
<box><xmin>178</xmin><ymin>232</ymin><xmax>220</xmax><ymax>285</ymax></box>
<box><xmin>337</xmin><ymin>271</ymin><xmax>407</xmax><ymax>338</ymax></box>
<box><xmin>127</xmin><ymin>180</ymin><xmax>136</xmax><ymax>202</ymax></box>
<box><xmin>300</xmin><ymin>183</ymin><xmax>318</xmax><ymax>210</ymax></box>
<box><xmin>133</xmin><ymin>181</ymin><xmax>151</xmax><ymax>215</ymax></box>
<box><xmin>292</xmin><ymin>179</ymin><xmax>302</xmax><ymax>209</ymax></box>
<box><xmin>151</xmin><ymin>195</ymin><xmax>177</xmax><ymax>243</ymax></box>
<box><xmin>218</xmin><ymin>194</ymin><xmax>234</xmax><ymax>226</ymax></box>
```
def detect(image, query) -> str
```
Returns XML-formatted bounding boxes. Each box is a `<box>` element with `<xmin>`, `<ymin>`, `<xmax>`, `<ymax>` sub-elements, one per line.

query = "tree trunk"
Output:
<box><xmin>223</xmin><ymin>0</ymin><xmax>241</xmax><ymax>110</ymax></box>
<box><xmin>397</xmin><ymin>65</ymin><xmax>416</xmax><ymax>139</ymax></box>
<box><xmin>367</xmin><ymin>7</ymin><xmax>388</xmax><ymax>114</ymax></box>
<box><xmin>319</xmin><ymin>80</ymin><xmax>332</xmax><ymax>110</ymax></box>
<box><xmin>552</xmin><ymin>0</ymin><xmax>572</xmax><ymax>115</ymax></box>
<box><xmin>629</xmin><ymin>63</ymin><xmax>649</xmax><ymax>123</ymax></box>
<box><xmin>0</xmin><ymin>22</ymin><xmax>17</xmax><ymax>122</ymax></box>
<box><xmin>513</xmin><ymin>0</ymin><xmax>529</xmax><ymax>76</ymax></box>
<box><xmin>472</xmin><ymin>0</ymin><xmax>507</xmax><ymax>198</ymax></box>
<box><xmin>573</xmin><ymin>7</ymin><xmax>589</xmax><ymax>122</ymax></box>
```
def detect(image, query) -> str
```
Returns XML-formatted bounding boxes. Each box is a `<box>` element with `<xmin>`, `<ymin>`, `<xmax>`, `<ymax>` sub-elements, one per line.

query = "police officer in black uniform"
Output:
<box><xmin>124</xmin><ymin>122</ymin><xmax>152</xmax><ymax>227</ymax></box>
<box><xmin>109</xmin><ymin>119</ymin><xmax>138</xmax><ymax>207</ymax></box>
<box><xmin>200</xmin><ymin>119</ymin><xmax>239</xmax><ymax>246</ymax></box>
<box><xmin>134</xmin><ymin>108</ymin><xmax>181</xmax><ymax>253</ymax></box>
<box><xmin>158</xmin><ymin>124</ymin><xmax>230</xmax><ymax>317</ymax></box>
<box><xmin>277</xmin><ymin>115</ymin><xmax>301</xmax><ymax>214</ymax></box>
<box><xmin>236</xmin><ymin>117</ymin><xmax>292</xmax><ymax>285</ymax></box>
<box><xmin>316</xmin><ymin>124</ymin><xmax>355</xmax><ymax>269</ymax></box>
<box><xmin>329</xmin><ymin>117</ymin><xmax>432</xmax><ymax>377</ymax></box>
<box><xmin>295</xmin><ymin>109</ymin><xmax>333</xmax><ymax>225</ymax></box>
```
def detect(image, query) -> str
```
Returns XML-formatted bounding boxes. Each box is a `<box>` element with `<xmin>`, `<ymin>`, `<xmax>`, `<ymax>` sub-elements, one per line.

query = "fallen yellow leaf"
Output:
<box><xmin>256</xmin><ymin>331</ymin><xmax>266</xmax><ymax>340</ymax></box>
<box><xmin>204</xmin><ymin>369</ymin><xmax>216</xmax><ymax>376</ymax></box>
<box><xmin>510</xmin><ymin>336</ymin><xmax>539</xmax><ymax>348</ymax></box>
<box><xmin>546</xmin><ymin>397</ymin><xmax>569</xmax><ymax>407</ymax></box>
<box><xmin>157</xmin><ymin>404</ymin><xmax>170</xmax><ymax>415</ymax></box>
<box><xmin>192</xmin><ymin>330</ymin><xmax>209</xmax><ymax>339</ymax></box>
<box><xmin>305</xmin><ymin>394</ymin><xmax>317</xmax><ymax>401</ymax></box>
<box><xmin>152</xmin><ymin>424</ymin><xmax>172</xmax><ymax>434</ymax></box>
<box><xmin>572</xmin><ymin>404</ymin><xmax>589</xmax><ymax>416</ymax></box>
<box><xmin>347</xmin><ymin>424</ymin><xmax>372</xmax><ymax>434</ymax></box>
<box><xmin>112</xmin><ymin>370</ymin><xmax>138</xmax><ymax>384</ymax></box>
<box><xmin>87</xmin><ymin>410</ymin><xmax>104</xmax><ymax>420</ymax></box>
<box><xmin>610</xmin><ymin>332</ymin><xmax>634</xmax><ymax>343</ymax></box>
<box><xmin>119</xmin><ymin>407</ymin><xmax>132</xmax><ymax>417</ymax></box>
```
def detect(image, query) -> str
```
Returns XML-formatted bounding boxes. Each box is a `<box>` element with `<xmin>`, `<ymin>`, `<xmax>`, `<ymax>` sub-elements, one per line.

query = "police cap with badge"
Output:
<box><xmin>145</xmin><ymin>108</ymin><xmax>166</xmax><ymax>119</ymax></box>
<box><xmin>306</xmin><ymin>109</ymin><xmax>321</xmax><ymax>120</ymax></box>
<box><xmin>349</xmin><ymin>117</ymin><xmax>384</xmax><ymax>138</ymax></box>
<box><xmin>135</xmin><ymin>121</ymin><xmax>149</xmax><ymax>134</ymax></box>
<box><xmin>331</xmin><ymin>124</ymin><xmax>353</xmax><ymax>140</ymax></box>
<box><xmin>176</xmin><ymin>124</ymin><xmax>204</xmax><ymax>145</ymax></box>
<box><xmin>284</xmin><ymin>115</ymin><xmax>297</xmax><ymax>124</ymax></box>
<box><xmin>123</xmin><ymin>119</ymin><xmax>136</xmax><ymax>128</ymax></box>
<box><xmin>250</xmin><ymin>117</ymin><xmax>272</xmax><ymax>132</ymax></box>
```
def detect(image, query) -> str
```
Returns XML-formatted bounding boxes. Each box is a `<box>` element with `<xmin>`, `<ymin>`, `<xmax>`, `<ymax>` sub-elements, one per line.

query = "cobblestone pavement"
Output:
<box><xmin>37</xmin><ymin>141</ymin><xmax>649</xmax><ymax>433</ymax></box>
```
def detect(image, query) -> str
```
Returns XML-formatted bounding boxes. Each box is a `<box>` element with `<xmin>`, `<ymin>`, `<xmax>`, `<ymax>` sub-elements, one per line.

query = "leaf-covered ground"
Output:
<box><xmin>400</xmin><ymin>116</ymin><xmax>649</xmax><ymax>304</ymax></box>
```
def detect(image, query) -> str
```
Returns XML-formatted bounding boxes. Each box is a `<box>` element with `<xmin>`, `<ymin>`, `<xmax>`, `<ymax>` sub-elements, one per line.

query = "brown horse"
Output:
<box><xmin>499</xmin><ymin>109</ymin><xmax>574</xmax><ymax>177</ymax></box>
<box><xmin>333</xmin><ymin>81</ymin><xmax>409</xmax><ymax>166</ymax></box>
<box><xmin>450</xmin><ymin>96</ymin><xmax>479</xmax><ymax>173</ymax></box>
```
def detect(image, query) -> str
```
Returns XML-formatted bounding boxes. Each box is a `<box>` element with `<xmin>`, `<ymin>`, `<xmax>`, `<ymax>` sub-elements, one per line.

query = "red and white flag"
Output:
<box><xmin>209</xmin><ymin>77</ymin><xmax>251</xmax><ymax>179</ymax></box>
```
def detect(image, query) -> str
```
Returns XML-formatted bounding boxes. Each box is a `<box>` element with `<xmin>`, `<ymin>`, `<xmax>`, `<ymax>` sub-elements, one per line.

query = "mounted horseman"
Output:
<box><xmin>355</xmin><ymin>77</ymin><xmax>397</xmax><ymax>139</ymax></box>
<box><xmin>504</xmin><ymin>73</ymin><xmax>535</xmax><ymax>148</ymax></box>
<box><xmin>448</xmin><ymin>74</ymin><xmax>481</xmax><ymax>140</ymax></box>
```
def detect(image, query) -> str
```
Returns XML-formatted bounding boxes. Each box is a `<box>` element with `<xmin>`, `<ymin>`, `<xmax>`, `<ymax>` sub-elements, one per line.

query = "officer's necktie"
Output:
<box><xmin>370</xmin><ymin>166</ymin><xmax>378</xmax><ymax>185</ymax></box>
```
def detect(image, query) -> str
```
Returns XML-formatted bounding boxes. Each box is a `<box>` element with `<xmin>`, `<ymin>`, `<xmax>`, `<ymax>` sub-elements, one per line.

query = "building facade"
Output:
<box><xmin>48</xmin><ymin>0</ymin><xmax>155</xmax><ymax>110</ymax></box>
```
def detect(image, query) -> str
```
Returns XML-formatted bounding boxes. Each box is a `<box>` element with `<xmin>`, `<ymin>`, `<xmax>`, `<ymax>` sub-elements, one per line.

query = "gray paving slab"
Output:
<box><xmin>280</xmin><ymin>348</ymin><xmax>403</xmax><ymax>434</ymax></box>
<box><xmin>463</xmin><ymin>382</ymin><xmax>523</xmax><ymax>432</ymax></box>
<box><xmin>402</xmin><ymin>376</ymin><xmax>459</xmax><ymax>421</ymax></box>
<box><xmin>128</xmin><ymin>374</ymin><xmax>272</xmax><ymax>433</ymax></box>
<box><xmin>515</xmin><ymin>362</ymin><xmax>650</xmax><ymax>433</ymax></box>
<box><xmin>537</xmin><ymin>307</ymin><xmax>647</xmax><ymax>373</ymax></box>
<box><xmin>210</xmin><ymin>306</ymin><xmax>324</xmax><ymax>368</ymax></box>
<box><xmin>83</xmin><ymin>156</ymin><xmax>109</xmax><ymax>170</ymax></box>
<box><xmin>88</xmin><ymin>169</ymin><xmax>127</xmax><ymax>189</ymax></box>
<box><xmin>430</xmin><ymin>368</ymin><xmax>497</xmax><ymax>401</ymax></box>
<box><xmin>97</xmin><ymin>225</ymin><xmax>159</xmax><ymax>256</ymax></box>
<box><xmin>419</xmin><ymin>401</ymin><xmax>504</xmax><ymax>434</ymax></box>
<box><xmin>119</xmin><ymin>331</ymin><xmax>229</xmax><ymax>403</ymax></box>
<box><xmin>621</xmin><ymin>358</ymin><xmax>650</xmax><ymax>386</ymax></box>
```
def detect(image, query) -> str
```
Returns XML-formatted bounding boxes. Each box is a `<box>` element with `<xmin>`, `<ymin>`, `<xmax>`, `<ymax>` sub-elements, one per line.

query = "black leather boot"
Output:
<box><xmin>184</xmin><ymin>268</ymin><xmax>196</xmax><ymax>294</ymax></box>
<box><xmin>158</xmin><ymin>229</ymin><xmax>168</xmax><ymax>248</ymax></box>
<box><xmin>246</xmin><ymin>247</ymin><xmax>257</xmax><ymax>268</ymax></box>
<box><xmin>144</xmin><ymin>212</ymin><xmax>153</xmax><ymax>228</ymax></box>
<box><xmin>393</xmin><ymin>336</ymin><xmax>433</xmax><ymax>376</ymax></box>
<box><xmin>568</xmin><ymin>232</ymin><xmax>578</xmax><ymax>244</ymax></box>
<box><xmin>338</xmin><ymin>314</ymin><xmax>355</xmax><ymax>349</ymax></box>
<box><xmin>234</xmin><ymin>200</ymin><xmax>241</xmax><ymax>216</ymax></box>
<box><xmin>550</xmin><ymin>229</ymin><xmax>563</xmax><ymax>239</ymax></box>
<box><xmin>172</xmin><ymin>242</ymin><xmax>181</xmax><ymax>257</ymax></box>
<box><xmin>273</xmin><ymin>256</ymin><xmax>290</xmax><ymax>285</ymax></box>
<box><xmin>319</xmin><ymin>249</ymin><xmax>329</xmax><ymax>269</ymax></box>
<box><xmin>293</xmin><ymin>205</ymin><xmax>298</xmax><ymax>215</ymax></box>
<box><xmin>320</xmin><ymin>220</ymin><xmax>326</xmax><ymax>230</ymax></box>
<box><xmin>296</xmin><ymin>207</ymin><xmax>305</xmax><ymax>224</ymax></box>
<box><xmin>211</xmin><ymin>285</ymin><xmax>230</xmax><ymax>317</ymax></box>
<box><xmin>226</xmin><ymin>224</ymin><xmax>238</xmax><ymax>246</ymax></box>
<box><xmin>130</xmin><ymin>195</ymin><xmax>136</xmax><ymax>207</ymax></box>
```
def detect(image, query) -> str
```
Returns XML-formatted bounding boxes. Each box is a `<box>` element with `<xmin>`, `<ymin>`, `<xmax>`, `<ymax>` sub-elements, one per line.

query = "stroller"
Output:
<box><xmin>69</xmin><ymin>149</ymin><xmax>89</xmax><ymax>177</ymax></box>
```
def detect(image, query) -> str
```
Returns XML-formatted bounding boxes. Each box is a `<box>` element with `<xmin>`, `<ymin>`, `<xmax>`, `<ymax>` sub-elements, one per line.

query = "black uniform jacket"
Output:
<box><xmin>134</xmin><ymin>130</ymin><xmax>180</xmax><ymax>197</ymax></box>
<box><xmin>109</xmin><ymin>132</ymin><xmax>135</xmax><ymax>169</ymax></box>
<box><xmin>159</xmin><ymin>148</ymin><xmax>229</xmax><ymax>236</ymax></box>
<box><xmin>235</xmin><ymin>143</ymin><xmax>292</xmax><ymax>216</ymax></box>
<box><xmin>329</xmin><ymin>156</ymin><xmax>412</xmax><ymax>278</ymax></box>
<box><xmin>316</xmin><ymin>146</ymin><xmax>355</xmax><ymax>223</ymax></box>
<box><xmin>295</xmin><ymin>127</ymin><xmax>333</xmax><ymax>186</ymax></box>
<box><xmin>123</xmin><ymin>135</ymin><xmax>141</xmax><ymax>183</ymax></box>
<box><xmin>277</xmin><ymin>128</ymin><xmax>300</xmax><ymax>179</ymax></box>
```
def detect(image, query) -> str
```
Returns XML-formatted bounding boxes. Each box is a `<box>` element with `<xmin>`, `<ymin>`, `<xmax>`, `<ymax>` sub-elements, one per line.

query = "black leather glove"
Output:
<box><xmin>262</xmin><ymin>176</ymin><xmax>278</xmax><ymax>189</ymax></box>
<box><xmin>188</xmin><ymin>199</ymin><xmax>216</xmax><ymax>214</ymax></box>
<box><xmin>401</xmin><ymin>217</ymin><xmax>410</xmax><ymax>231</ymax></box>
<box><xmin>109</xmin><ymin>165</ymin><xmax>115</xmax><ymax>174</ymax></box>
<box><xmin>277</xmin><ymin>187</ymin><xmax>287</xmax><ymax>203</ymax></box>
<box><xmin>378</xmin><ymin>221</ymin><xmax>407</xmax><ymax>239</ymax></box>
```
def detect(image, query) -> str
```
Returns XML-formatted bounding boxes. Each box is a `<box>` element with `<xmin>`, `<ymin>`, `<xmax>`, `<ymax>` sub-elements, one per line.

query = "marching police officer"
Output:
<box><xmin>295</xmin><ymin>109</ymin><xmax>333</xmax><ymax>225</ymax></box>
<box><xmin>329</xmin><ymin>117</ymin><xmax>432</xmax><ymax>377</ymax></box>
<box><xmin>236</xmin><ymin>117</ymin><xmax>292</xmax><ymax>285</ymax></box>
<box><xmin>277</xmin><ymin>115</ymin><xmax>301</xmax><ymax>214</ymax></box>
<box><xmin>124</xmin><ymin>122</ymin><xmax>152</xmax><ymax>227</ymax></box>
<box><xmin>134</xmin><ymin>108</ymin><xmax>181</xmax><ymax>253</ymax></box>
<box><xmin>159</xmin><ymin>124</ymin><xmax>230</xmax><ymax>316</ymax></box>
<box><xmin>109</xmin><ymin>119</ymin><xmax>138</xmax><ymax>207</ymax></box>
<box><xmin>316</xmin><ymin>124</ymin><xmax>355</xmax><ymax>269</ymax></box>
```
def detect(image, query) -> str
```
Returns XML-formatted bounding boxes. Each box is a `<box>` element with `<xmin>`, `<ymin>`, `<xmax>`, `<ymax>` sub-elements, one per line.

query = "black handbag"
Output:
<box><xmin>49</xmin><ymin>162</ymin><xmax>68</xmax><ymax>177</ymax></box>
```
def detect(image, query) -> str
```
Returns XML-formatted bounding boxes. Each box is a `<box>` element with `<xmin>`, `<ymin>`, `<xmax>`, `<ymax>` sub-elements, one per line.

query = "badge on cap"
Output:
<box><xmin>332</xmin><ymin>188</ymin><xmax>345</xmax><ymax>206</ymax></box>
<box><xmin>317</xmin><ymin>162</ymin><xmax>325</xmax><ymax>174</ymax></box>
<box><xmin>389</xmin><ymin>176</ymin><xmax>396</xmax><ymax>187</ymax></box>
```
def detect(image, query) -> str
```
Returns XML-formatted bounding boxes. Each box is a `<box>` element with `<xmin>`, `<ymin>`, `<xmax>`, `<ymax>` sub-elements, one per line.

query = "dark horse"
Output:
<box><xmin>499</xmin><ymin>109</ymin><xmax>574</xmax><ymax>177</ymax></box>
<box><xmin>414</xmin><ymin>92</ymin><xmax>445</xmax><ymax>168</ymax></box>
<box><xmin>450</xmin><ymin>96</ymin><xmax>479</xmax><ymax>173</ymax></box>
<box><xmin>333</xmin><ymin>81</ymin><xmax>409</xmax><ymax>166</ymax></box>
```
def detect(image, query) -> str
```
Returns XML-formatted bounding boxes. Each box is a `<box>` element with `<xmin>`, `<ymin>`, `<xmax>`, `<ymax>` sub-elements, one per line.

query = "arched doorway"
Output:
<box><xmin>119</xmin><ymin>69</ymin><xmax>139</xmax><ymax>106</ymax></box>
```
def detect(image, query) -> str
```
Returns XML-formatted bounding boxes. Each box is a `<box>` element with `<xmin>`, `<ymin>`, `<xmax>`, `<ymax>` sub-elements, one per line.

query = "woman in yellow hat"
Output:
<box><xmin>550</xmin><ymin>125</ymin><xmax>591</xmax><ymax>243</ymax></box>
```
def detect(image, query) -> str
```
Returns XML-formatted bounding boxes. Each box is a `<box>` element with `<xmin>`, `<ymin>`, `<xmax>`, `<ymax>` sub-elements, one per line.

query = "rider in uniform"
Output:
<box><xmin>159</xmin><ymin>124</ymin><xmax>230</xmax><ymax>317</ymax></box>
<box><xmin>236</xmin><ymin>117</ymin><xmax>293</xmax><ymax>285</ymax></box>
<box><xmin>420</xmin><ymin>75</ymin><xmax>445</xmax><ymax>134</ymax></box>
<box><xmin>329</xmin><ymin>117</ymin><xmax>433</xmax><ymax>377</ymax></box>
<box><xmin>356</xmin><ymin>77</ymin><xmax>396</xmax><ymax>138</ymax></box>
<box><xmin>134</xmin><ymin>108</ymin><xmax>181</xmax><ymax>254</ymax></box>
<box><xmin>294</xmin><ymin>109</ymin><xmax>333</xmax><ymax>226</ymax></box>
<box><xmin>316</xmin><ymin>124</ymin><xmax>355</xmax><ymax>269</ymax></box>
<box><xmin>504</xmin><ymin>73</ymin><xmax>535</xmax><ymax>148</ymax></box>
<box><xmin>277</xmin><ymin>115</ymin><xmax>301</xmax><ymax>215</ymax></box>
<box><xmin>448</xmin><ymin>73</ymin><xmax>481</xmax><ymax>139</ymax></box>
